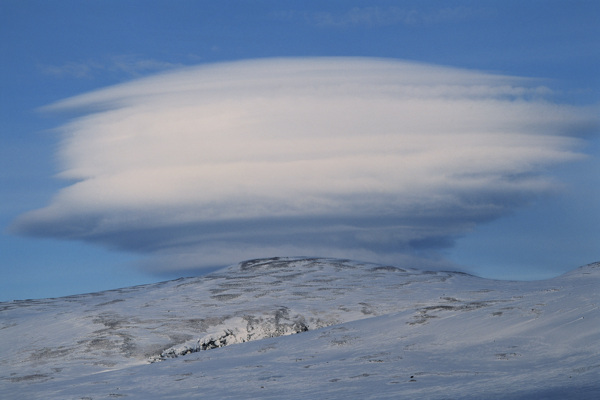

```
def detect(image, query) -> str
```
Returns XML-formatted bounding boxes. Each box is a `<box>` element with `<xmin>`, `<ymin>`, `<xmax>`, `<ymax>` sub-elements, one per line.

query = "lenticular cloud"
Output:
<box><xmin>13</xmin><ymin>58</ymin><xmax>596</xmax><ymax>272</ymax></box>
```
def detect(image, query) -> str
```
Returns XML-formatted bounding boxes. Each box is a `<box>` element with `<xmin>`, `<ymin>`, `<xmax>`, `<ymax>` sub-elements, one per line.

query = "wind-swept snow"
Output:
<box><xmin>1</xmin><ymin>258</ymin><xmax>599</xmax><ymax>399</ymax></box>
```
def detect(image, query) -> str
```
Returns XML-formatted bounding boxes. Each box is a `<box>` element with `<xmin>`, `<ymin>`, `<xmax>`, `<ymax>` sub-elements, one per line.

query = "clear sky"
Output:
<box><xmin>1</xmin><ymin>0</ymin><xmax>599</xmax><ymax>301</ymax></box>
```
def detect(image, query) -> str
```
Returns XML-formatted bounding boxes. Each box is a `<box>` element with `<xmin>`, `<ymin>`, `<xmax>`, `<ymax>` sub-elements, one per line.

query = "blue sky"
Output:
<box><xmin>1</xmin><ymin>0</ymin><xmax>599</xmax><ymax>301</ymax></box>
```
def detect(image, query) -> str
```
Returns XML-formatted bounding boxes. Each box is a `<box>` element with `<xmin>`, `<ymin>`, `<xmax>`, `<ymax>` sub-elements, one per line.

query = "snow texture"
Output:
<box><xmin>1</xmin><ymin>257</ymin><xmax>599</xmax><ymax>399</ymax></box>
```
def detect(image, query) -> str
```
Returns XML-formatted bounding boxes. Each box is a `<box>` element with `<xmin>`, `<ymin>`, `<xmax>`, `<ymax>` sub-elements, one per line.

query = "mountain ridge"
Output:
<box><xmin>1</xmin><ymin>257</ymin><xmax>599</xmax><ymax>399</ymax></box>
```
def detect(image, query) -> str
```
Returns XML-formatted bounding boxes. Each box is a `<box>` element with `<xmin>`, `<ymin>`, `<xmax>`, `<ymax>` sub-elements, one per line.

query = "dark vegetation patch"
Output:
<box><xmin>210</xmin><ymin>293</ymin><xmax>242</xmax><ymax>301</ymax></box>
<box><xmin>369</xmin><ymin>266</ymin><xmax>407</xmax><ymax>273</ymax></box>
<box><xmin>95</xmin><ymin>299</ymin><xmax>125</xmax><ymax>307</ymax></box>
<box><xmin>10</xmin><ymin>374</ymin><xmax>51</xmax><ymax>382</ymax></box>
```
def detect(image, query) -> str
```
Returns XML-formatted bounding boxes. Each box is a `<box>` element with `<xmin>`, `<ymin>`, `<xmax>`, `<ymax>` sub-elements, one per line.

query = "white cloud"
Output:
<box><xmin>14</xmin><ymin>58</ymin><xmax>598</xmax><ymax>273</ymax></box>
<box><xmin>295</xmin><ymin>6</ymin><xmax>485</xmax><ymax>28</ymax></box>
<box><xmin>40</xmin><ymin>55</ymin><xmax>183</xmax><ymax>79</ymax></box>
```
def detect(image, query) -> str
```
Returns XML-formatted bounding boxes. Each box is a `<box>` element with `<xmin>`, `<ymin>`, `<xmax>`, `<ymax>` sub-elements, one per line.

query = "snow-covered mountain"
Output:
<box><xmin>1</xmin><ymin>257</ymin><xmax>599</xmax><ymax>399</ymax></box>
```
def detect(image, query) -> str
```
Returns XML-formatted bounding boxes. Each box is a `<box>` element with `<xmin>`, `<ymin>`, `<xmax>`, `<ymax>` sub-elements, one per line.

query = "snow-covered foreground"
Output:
<box><xmin>1</xmin><ymin>258</ymin><xmax>599</xmax><ymax>399</ymax></box>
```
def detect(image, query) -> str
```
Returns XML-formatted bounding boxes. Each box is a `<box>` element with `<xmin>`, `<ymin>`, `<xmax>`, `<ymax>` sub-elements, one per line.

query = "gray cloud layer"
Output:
<box><xmin>12</xmin><ymin>58</ymin><xmax>597</xmax><ymax>273</ymax></box>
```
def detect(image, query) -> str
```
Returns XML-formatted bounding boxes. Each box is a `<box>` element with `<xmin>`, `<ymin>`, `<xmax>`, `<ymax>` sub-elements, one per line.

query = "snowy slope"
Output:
<box><xmin>1</xmin><ymin>257</ymin><xmax>599</xmax><ymax>399</ymax></box>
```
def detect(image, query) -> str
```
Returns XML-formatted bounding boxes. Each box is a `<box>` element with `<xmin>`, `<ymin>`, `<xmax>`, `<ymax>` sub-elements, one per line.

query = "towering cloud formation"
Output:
<box><xmin>12</xmin><ymin>58</ymin><xmax>596</xmax><ymax>273</ymax></box>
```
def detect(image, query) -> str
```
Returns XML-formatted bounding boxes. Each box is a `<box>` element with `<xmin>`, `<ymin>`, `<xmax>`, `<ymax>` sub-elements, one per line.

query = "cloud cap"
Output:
<box><xmin>12</xmin><ymin>58</ymin><xmax>598</xmax><ymax>273</ymax></box>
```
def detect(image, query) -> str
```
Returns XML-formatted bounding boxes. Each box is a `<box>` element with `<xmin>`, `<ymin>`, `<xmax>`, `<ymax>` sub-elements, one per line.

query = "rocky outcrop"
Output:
<box><xmin>150</xmin><ymin>308</ymin><xmax>309</xmax><ymax>362</ymax></box>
